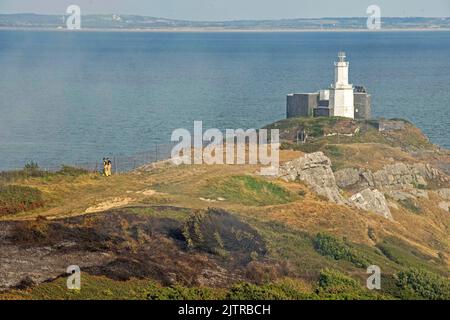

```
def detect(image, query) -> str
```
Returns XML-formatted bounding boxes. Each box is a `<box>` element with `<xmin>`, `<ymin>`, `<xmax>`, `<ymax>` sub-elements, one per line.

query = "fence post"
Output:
<box><xmin>155</xmin><ymin>144</ymin><xmax>158</xmax><ymax>162</ymax></box>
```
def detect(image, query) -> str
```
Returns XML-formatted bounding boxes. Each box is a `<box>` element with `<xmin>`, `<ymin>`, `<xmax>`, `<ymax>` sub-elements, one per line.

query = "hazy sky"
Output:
<box><xmin>1</xmin><ymin>0</ymin><xmax>450</xmax><ymax>20</ymax></box>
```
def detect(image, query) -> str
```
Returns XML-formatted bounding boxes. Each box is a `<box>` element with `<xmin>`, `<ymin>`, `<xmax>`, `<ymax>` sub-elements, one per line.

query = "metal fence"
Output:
<box><xmin>6</xmin><ymin>139</ymin><xmax>276</xmax><ymax>174</ymax></box>
<box><xmin>109</xmin><ymin>142</ymin><xmax>178</xmax><ymax>173</ymax></box>
<box><xmin>8</xmin><ymin>142</ymin><xmax>179</xmax><ymax>174</ymax></box>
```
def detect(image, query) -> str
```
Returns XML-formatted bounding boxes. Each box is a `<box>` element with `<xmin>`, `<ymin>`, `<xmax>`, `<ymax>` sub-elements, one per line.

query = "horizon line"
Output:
<box><xmin>1</xmin><ymin>12</ymin><xmax>450</xmax><ymax>22</ymax></box>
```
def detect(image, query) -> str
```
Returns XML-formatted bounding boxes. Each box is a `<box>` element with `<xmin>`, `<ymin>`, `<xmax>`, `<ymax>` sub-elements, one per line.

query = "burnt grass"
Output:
<box><xmin>2</xmin><ymin>207</ymin><xmax>288</xmax><ymax>290</ymax></box>
<box><xmin>183</xmin><ymin>208</ymin><xmax>268</xmax><ymax>262</ymax></box>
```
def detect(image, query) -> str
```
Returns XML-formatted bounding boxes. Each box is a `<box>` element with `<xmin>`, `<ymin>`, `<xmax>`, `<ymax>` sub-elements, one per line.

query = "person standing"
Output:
<box><xmin>106</xmin><ymin>158</ymin><xmax>112</xmax><ymax>177</ymax></box>
<box><xmin>103</xmin><ymin>158</ymin><xmax>108</xmax><ymax>176</ymax></box>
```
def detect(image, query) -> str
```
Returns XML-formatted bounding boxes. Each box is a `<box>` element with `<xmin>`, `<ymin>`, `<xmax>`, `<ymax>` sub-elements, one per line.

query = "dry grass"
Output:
<box><xmin>325</xmin><ymin>143</ymin><xmax>418</xmax><ymax>171</ymax></box>
<box><xmin>1</xmin><ymin>149</ymin><xmax>449</xmax><ymax>270</ymax></box>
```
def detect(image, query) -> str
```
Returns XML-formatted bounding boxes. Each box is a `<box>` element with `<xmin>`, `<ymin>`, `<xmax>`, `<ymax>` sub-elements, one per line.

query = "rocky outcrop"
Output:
<box><xmin>278</xmin><ymin>152</ymin><xmax>347</xmax><ymax>204</ymax></box>
<box><xmin>335</xmin><ymin>163</ymin><xmax>448</xmax><ymax>191</ymax></box>
<box><xmin>279</xmin><ymin>153</ymin><xmax>448</xmax><ymax>220</ymax></box>
<box><xmin>334</xmin><ymin>162</ymin><xmax>450</xmax><ymax>216</ymax></box>
<box><xmin>437</xmin><ymin>189</ymin><xmax>450</xmax><ymax>212</ymax></box>
<box><xmin>349</xmin><ymin>189</ymin><xmax>393</xmax><ymax>220</ymax></box>
<box><xmin>334</xmin><ymin>168</ymin><xmax>360</xmax><ymax>188</ymax></box>
<box><xmin>438</xmin><ymin>202</ymin><xmax>450</xmax><ymax>212</ymax></box>
<box><xmin>386</xmin><ymin>190</ymin><xmax>428</xmax><ymax>201</ymax></box>
<box><xmin>378</xmin><ymin>120</ymin><xmax>405</xmax><ymax>132</ymax></box>
<box><xmin>437</xmin><ymin>188</ymin><xmax>450</xmax><ymax>200</ymax></box>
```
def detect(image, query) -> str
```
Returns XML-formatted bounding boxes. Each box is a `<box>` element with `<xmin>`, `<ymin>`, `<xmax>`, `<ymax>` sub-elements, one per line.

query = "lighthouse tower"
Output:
<box><xmin>329</xmin><ymin>52</ymin><xmax>354</xmax><ymax>119</ymax></box>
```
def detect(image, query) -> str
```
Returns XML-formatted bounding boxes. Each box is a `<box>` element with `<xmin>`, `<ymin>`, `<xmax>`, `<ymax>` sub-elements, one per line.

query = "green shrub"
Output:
<box><xmin>294</xmin><ymin>142</ymin><xmax>323</xmax><ymax>154</ymax></box>
<box><xmin>226</xmin><ymin>282</ymin><xmax>290</xmax><ymax>300</ymax></box>
<box><xmin>0</xmin><ymin>163</ymin><xmax>88</xmax><ymax>183</ymax></box>
<box><xmin>149</xmin><ymin>280</ymin><xmax>314</xmax><ymax>300</ymax></box>
<box><xmin>0</xmin><ymin>185</ymin><xmax>45</xmax><ymax>215</ymax></box>
<box><xmin>24</xmin><ymin>161</ymin><xmax>40</xmax><ymax>171</ymax></box>
<box><xmin>313</xmin><ymin>233</ymin><xmax>369</xmax><ymax>268</ymax></box>
<box><xmin>396</xmin><ymin>268</ymin><xmax>450</xmax><ymax>300</ymax></box>
<box><xmin>376</xmin><ymin>237</ymin><xmax>442</xmax><ymax>272</ymax></box>
<box><xmin>324</xmin><ymin>145</ymin><xmax>344</xmax><ymax>159</ymax></box>
<box><xmin>0</xmin><ymin>162</ymin><xmax>47</xmax><ymax>182</ymax></box>
<box><xmin>317</xmin><ymin>269</ymin><xmax>361</xmax><ymax>293</ymax></box>
<box><xmin>147</xmin><ymin>285</ymin><xmax>222</xmax><ymax>300</ymax></box>
<box><xmin>315</xmin><ymin>269</ymin><xmax>387</xmax><ymax>300</ymax></box>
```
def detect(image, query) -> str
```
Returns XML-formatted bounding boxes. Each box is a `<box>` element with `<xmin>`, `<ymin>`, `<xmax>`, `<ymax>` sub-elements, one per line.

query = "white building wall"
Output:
<box><xmin>330</xmin><ymin>88</ymin><xmax>354</xmax><ymax>118</ymax></box>
<box><xmin>330</xmin><ymin>52</ymin><xmax>354</xmax><ymax>119</ymax></box>
<box><xmin>335</xmin><ymin>61</ymin><xmax>349</xmax><ymax>86</ymax></box>
<box><xmin>319</xmin><ymin>90</ymin><xmax>330</xmax><ymax>101</ymax></box>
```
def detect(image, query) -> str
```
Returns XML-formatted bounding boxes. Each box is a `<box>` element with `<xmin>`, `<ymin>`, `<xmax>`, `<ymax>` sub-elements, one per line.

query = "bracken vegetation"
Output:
<box><xmin>395</xmin><ymin>268</ymin><xmax>450</xmax><ymax>300</ymax></box>
<box><xmin>315</xmin><ymin>269</ymin><xmax>388</xmax><ymax>300</ymax></box>
<box><xmin>0</xmin><ymin>162</ymin><xmax>89</xmax><ymax>183</ymax></box>
<box><xmin>313</xmin><ymin>233</ymin><xmax>369</xmax><ymax>268</ymax></box>
<box><xmin>0</xmin><ymin>185</ymin><xmax>45</xmax><ymax>215</ymax></box>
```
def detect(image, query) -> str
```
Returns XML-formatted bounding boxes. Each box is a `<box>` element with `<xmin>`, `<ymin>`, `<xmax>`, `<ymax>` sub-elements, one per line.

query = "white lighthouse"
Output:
<box><xmin>329</xmin><ymin>52</ymin><xmax>354</xmax><ymax>119</ymax></box>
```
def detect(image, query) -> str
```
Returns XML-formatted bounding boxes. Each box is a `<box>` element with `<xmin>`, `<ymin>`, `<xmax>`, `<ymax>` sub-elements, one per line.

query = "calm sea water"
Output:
<box><xmin>0</xmin><ymin>30</ymin><xmax>449</xmax><ymax>170</ymax></box>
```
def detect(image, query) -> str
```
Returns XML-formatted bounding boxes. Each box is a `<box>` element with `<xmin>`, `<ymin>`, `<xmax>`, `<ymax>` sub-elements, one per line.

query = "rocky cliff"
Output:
<box><xmin>278</xmin><ymin>152</ymin><xmax>347</xmax><ymax>205</ymax></box>
<box><xmin>278</xmin><ymin>152</ymin><xmax>394</xmax><ymax>219</ymax></box>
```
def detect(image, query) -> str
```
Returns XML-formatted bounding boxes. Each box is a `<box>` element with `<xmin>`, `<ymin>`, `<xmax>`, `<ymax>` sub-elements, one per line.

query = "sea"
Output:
<box><xmin>0</xmin><ymin>30</ymin><xmax>449</xmax><ymax>170</ymax></box>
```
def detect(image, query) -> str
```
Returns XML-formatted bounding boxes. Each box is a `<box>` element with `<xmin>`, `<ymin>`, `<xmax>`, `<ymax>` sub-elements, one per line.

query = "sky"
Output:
<box><xmin>1</xmin><ymin>0</ymin><xmax>450</xmax><ymax>21</ymax></box>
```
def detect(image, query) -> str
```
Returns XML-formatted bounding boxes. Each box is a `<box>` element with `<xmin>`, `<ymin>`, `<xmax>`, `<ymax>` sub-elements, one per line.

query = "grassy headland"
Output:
<box><xmin>1</xmin><ymin>117</ymin><xmax>449</xmax><ymax>300</ymax></box>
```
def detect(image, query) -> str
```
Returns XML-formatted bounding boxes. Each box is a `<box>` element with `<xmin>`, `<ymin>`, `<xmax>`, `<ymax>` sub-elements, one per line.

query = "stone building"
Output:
<box><xmin>286</xmin><ymin>52</ymin><xmax>372</xmax><ymax>120</ymax></box>
<box><xmin>286</xmin><ymin>93</ymin><xmax>318</xmax><ymax>118</ymax></box>
<box><xmin>354</xmin><ymin>86</ymin><xmax>372</xmax><ymax>120</ymax></box>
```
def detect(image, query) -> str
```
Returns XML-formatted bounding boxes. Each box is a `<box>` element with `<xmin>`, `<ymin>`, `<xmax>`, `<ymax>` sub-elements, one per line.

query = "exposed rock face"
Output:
<box><xmin>349</xmin><ymin>189</ymin><xmax>393</xmax><ymax>220</ymax></box>
<box><xmin>386</xmin><ymin>190</ymin><xmax>428</xmax><ymax>201</ymax></box>
<box><xmin>334</xmin><ymin>162</ymin><xmax>449</xmax><ymax>217</ymax></box>
<box><xmin>334</xmin><ymin>168</ymin><xmax>360</xmax><ymax>188</ymax></box>
<box><xmin>278</xmin><ymin>152</ymin><xmax>346</xmax><ymax>204</ymax></box>
<box><xmin>378</xmin><ymin>120</ymin><xmax>405</xmax><ymax>132</ymax></box>
<box><xmin>280</xmin><ymin>153</ymin><xmax>448</xmax><ymax>220</ymax></box>
<box><xmin>409</xmin><ymin>189</ymin><xmax>429</xmax><ymax>199</ymax></box>
<box><xmin>437</xmin><ymin>188</ymin><xmax>450</xmax><ymax>200</ymax></box>
<box><xmin>438</xmin><ymin>202</ymin><xmax>450</xmax><ymax>212</ymax></box>
<box><xmin>335</xmin><ymin>163</ymin><xmax>447</xmax><ymax>191</ymax></box>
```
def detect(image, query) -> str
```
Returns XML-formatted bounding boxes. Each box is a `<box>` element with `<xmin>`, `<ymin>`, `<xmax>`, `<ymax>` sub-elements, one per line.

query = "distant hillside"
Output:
<box><xmin>1</xmin><ymin>14</ymin><xmax>450</xmax><ymax>30</ymax></box>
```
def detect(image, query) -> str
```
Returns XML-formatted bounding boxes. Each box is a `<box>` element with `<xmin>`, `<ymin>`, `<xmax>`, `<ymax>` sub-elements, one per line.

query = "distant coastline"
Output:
<box><xmin>2</xmin><ymin>27</ymin><xmax>450</xmax><ymax>33</ymax></box>
<box><xmin>1</xmin><ymin>14</ymin><xmax>449</xmax><ymax>32</ymax></box>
